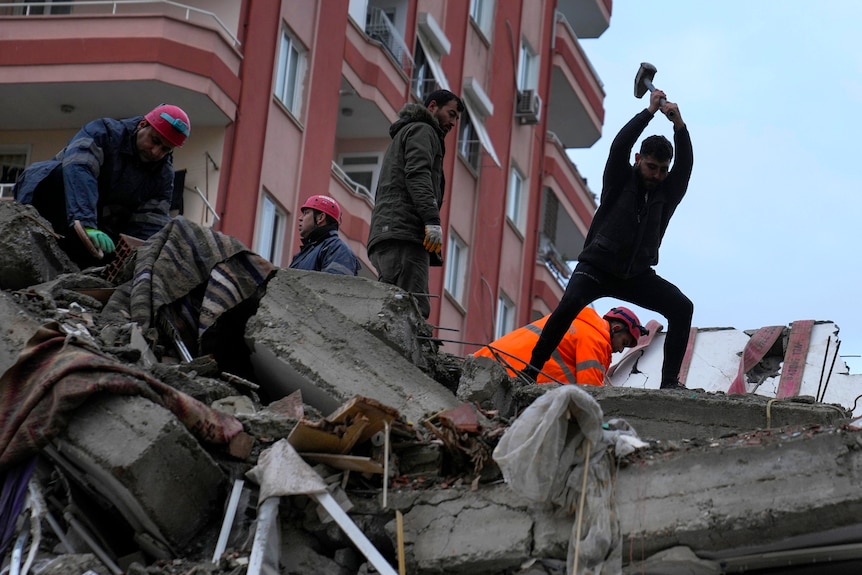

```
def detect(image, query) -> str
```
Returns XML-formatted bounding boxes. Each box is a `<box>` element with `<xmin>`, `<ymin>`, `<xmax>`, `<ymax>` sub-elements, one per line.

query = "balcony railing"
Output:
<box><xmin>538</xmin><ymin>233</ymin><xmax>573</xmax><ymax>288</ymax></box>
<box><xmin>365</xmin><ymin>6</ymin><xmax>412</xmax><ymax>75</ymax></box>
<box><xmin>0</xmin><ymin>1</ymin><xmax>241</xmax><ymax>49</ymax></box>
<box><xmin>332</xmin><ymin>161</ymin><xmax>373</xmax><ymax>202</ymax></box>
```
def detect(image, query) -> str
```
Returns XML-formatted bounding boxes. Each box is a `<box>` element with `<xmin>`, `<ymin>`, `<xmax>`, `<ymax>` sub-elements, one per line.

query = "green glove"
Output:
<box><xmin>85</xmin><ymin>228</ymin><xmax>116</xmax><ymax>254</ymax></box>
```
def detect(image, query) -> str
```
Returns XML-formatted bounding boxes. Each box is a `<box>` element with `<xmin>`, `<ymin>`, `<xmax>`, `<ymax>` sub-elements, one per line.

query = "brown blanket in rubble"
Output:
<box><xmin>0</xmin><ymin>322</ymin><xmax>244</xmax><ymax>472</ymax></box>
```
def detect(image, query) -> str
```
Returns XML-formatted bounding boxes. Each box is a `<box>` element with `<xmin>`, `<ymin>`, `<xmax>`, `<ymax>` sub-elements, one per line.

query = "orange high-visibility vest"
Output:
<box><xmin>473</xmin><ymin>307</ymin><xmax>612</xmax><ymax>385</ymax></box>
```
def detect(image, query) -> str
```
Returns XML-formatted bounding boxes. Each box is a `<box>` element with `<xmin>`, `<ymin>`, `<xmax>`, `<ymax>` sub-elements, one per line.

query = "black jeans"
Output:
<box><xmin>529</xmin><ymin>261</ymin><xmax>694</xmax><ymax>384</ymax></box>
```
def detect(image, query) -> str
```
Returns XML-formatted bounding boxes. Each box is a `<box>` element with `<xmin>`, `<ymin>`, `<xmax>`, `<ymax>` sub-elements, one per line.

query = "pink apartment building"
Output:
<box><xmin>0</xmin><ymin>0</ymin><xmax>609</xmax><ymax>356</ymax></box>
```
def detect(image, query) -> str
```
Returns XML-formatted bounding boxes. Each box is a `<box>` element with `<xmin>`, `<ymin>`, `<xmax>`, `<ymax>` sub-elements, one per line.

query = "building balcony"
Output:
<box><xmin>548</xmin><ymin>14</ymin><xmax>605</xmax><ymax>149</ymax></box>
<box><xmin>543</xmin><ymin>132</ymin><xmax>597</xmax><ymax>229</ymax></box>
<box><xmin>341</xmin><ymin>3</ymin><xmax>412</xmax><ymax>139</ymax></box>
<box><xmin>0</xmin><ymin>1</ymin><xmax>241</xmax><ymax>132</ymax></box>
<box><xmin>556</xmin><ymin>0</ymin><xmax>611</xmax><ymax>39</ymax></box>
<box><xmin>532</xmin><ymin>254</ymin><xmax>566</xmax><ymax>314</ymax></box>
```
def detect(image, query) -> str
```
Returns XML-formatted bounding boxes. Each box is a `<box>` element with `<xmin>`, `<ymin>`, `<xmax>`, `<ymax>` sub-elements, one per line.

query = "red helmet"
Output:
<box><xmin>144</xmin><ymin>104</ymin><xmax>191</xmax><ymax>147</ymax></box>
<box><xmin>301</xmin><ymin>195</ymin><xmax>342</xmax><ymax>223</ymax></box>
<box><xmin>603</xmin><ymin>307</ymin><xmax>649</xmax><ymax>344</ymax></box>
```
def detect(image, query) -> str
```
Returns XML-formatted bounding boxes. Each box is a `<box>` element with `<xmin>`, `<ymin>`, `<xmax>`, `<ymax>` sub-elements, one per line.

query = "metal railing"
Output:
<box><xmin>0</xmin><ymin>1</ymin><xmax>241</xmax><ymax>49</ymax></box>
<box><xmin>331</xmin><ymin>161</ymin><xmax>373</xmax><ymax>202</ymax></box>
<box><xmin>365</xmin><ymin>6</ymin><xmax>412</xmax><ymax>74</ymax></box>
<box><xmin>537</xmin><ymin>233</ymin><xmax>573</xmax><ymax>288</ymax></box>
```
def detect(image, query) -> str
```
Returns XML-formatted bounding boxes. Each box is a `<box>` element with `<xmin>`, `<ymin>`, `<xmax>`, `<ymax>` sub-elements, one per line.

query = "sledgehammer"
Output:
<box><xmin>634</xmin><ymin>62</ymin><xmax>675</xmax><ymax>118</ymax></box>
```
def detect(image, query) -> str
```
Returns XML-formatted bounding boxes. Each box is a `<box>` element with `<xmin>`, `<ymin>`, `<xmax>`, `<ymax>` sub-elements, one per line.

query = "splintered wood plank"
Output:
<box><xmin>300</xmin><ymin>453</ymin><xmax>385</xmax><ymax>474</ymax></box>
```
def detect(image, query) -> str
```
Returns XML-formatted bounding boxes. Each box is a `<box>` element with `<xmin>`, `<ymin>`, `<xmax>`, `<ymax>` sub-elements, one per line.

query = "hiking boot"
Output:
<box><xmin>660</xmin><ymin>380</ymin><xmax>688</xmax><ymax>390</ymax></box>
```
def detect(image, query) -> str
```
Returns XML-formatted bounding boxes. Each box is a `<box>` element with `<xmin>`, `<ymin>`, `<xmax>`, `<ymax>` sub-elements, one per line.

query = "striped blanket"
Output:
<box><xmin>103</xmin><ymin>217</ymin><xmax>277</xmax><ymax>357</ymax></box>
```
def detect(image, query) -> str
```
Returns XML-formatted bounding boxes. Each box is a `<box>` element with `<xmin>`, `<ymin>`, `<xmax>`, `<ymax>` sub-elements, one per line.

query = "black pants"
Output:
<box><xmin>529</xmin><ymin>261</ymin><xmax>694</xmax><ymax>384</ymax></box>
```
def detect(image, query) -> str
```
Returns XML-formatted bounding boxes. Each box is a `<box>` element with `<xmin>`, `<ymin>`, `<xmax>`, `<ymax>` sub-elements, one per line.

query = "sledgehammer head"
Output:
<box><xmin>634</xmin><ymin>62</ymin><xmax>658</xmax><ymax>99</ymax></box>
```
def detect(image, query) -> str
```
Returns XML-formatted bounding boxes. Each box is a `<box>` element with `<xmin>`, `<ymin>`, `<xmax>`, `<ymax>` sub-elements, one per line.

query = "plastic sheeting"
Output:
<box><xmin>493</xmin><ymin>386</ymin><xmax>647</xmax><ymax>575</ymax></box>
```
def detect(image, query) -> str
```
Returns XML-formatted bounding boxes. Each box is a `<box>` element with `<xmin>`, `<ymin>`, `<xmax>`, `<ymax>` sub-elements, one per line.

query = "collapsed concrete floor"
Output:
<box><xmin>2</xmin><ymin>202</ymin><xmax>862</xmax><ymax>575</ymax></box>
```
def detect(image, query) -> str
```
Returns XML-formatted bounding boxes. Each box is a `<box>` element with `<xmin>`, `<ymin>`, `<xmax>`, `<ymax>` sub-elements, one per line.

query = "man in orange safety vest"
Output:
<box><xmin>473</xmin><ymin>306</ymin><xmax>647</xmax><ymax>385</ymax></box>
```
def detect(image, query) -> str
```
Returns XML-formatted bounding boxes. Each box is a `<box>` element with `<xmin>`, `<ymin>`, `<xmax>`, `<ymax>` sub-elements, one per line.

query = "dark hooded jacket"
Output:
<box><xmin>577</xmin><ymin>109</ymin><xmax>693</xmax><ymax>278</ymax></box>
<box><xmin>14</xmin><ymin>116</ymin><xmax>174</xmax><ymax>240</ymax></box>
<box><xmin>289</xmin><ymin>224</ymin><xmax>361</xmax><ymax>276</ymax></box>
<box><xmin>366</xmin><ymin>103</ymin><xmax>445</xmax><ymax>257</ymax></box>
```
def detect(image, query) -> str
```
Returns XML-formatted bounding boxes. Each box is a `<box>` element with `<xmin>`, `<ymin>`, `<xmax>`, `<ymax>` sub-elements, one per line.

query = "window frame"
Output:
<box><xmin>517</xmin><ymin>40</ymin><xmax>539</xmax><ymax>91</ymax></box>
<box><xmin>506</xmin><ymin>165</ymin><xmax>526</xmax><ymax>231</ymax></box>
<box><xmin>444</xmin><ymin>231</ymin><xmax>468</xmax><ymax>304</ymax></box>
<box><xmin>275</xmin><ymin>25</ymin><xmax>306</xmax><ymax>116</ymax></box>
<box><xmin>495</xmin><ymin>293</ymin><xmax>516</xmax><ymax>340</ymax></box>
<box><xmin>469</xmin><ymin>0</ymin><xmax>495</xmax><ymax>39</ymax></box>
<box><xmin>255</xmin><ymin>192</ymin><xmax>286</xmax><ymax>264</ymax></box>
<box><xmin>457</xmin><ymin>108</ymin><xmax>481</xmax><ymax>172</ymax></box>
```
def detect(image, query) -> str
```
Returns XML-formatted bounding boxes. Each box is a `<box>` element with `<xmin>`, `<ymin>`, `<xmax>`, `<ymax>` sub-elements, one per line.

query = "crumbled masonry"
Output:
<box><xmin>2</xmin><ymin>203</ymin><xmax>862</xmax><ymax>575</ymax></box>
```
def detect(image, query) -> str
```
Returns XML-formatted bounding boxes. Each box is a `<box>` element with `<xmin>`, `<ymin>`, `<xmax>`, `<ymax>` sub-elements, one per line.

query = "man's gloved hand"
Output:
<box><xmin>423</xmin><ymin>224</ymin><xmax>443</xmax><ymax>255</ymax></box>
<box><xmin>85</xmin><ymin>228</ymin><xmax>116</xmax><ymax>254</ymax></box>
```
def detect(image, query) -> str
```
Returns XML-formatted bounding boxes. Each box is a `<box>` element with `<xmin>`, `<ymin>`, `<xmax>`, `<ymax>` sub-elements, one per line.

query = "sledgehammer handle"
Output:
<box><xmin>645</xmin><ymin>78</ymin><xmax>677</xmax><ymax>119</ymax></box>
<box><xmin>643</xmin><ymin>78</ymin><xmax>666</xmax><ymax>107</ymax></box>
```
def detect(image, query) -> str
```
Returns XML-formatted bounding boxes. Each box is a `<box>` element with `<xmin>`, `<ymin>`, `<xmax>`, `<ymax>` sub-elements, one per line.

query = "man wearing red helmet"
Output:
<box><xmin>474</xmin><ymin>307</ymin><xmax>647</xmax><ymax>386</ymax></box>
<box><xmin>14</xmin><ymin>104</ymin><xmax>190</xmax><ymax>265</ymax></box>
<box><xmin>289</xmin><ymin>195</ymin><xmax>360</xmax><ymax>275</ymax></box>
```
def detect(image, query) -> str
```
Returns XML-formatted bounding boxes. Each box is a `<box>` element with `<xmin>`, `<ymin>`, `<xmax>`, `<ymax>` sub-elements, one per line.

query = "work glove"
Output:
<box><xmin>423</xmin><ymin>224</ymin><xmax>443</xmax><ymax>255</ymax></box>
<box><xmin>85</xmin><ymin>228</ymin><xmax>116</xmax><ymax>254</ymax></box>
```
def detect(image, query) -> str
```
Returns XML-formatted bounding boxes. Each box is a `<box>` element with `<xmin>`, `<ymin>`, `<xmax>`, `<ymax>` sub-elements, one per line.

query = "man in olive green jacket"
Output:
<box><xmin>366</xmin><ymin>89</ymin><xmax>463</xmax><ymax>319</ymax></box>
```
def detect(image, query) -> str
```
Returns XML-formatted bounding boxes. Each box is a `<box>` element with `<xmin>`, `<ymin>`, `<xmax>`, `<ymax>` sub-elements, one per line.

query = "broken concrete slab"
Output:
<box><xmin>246</xmin><ymin>271</ymin><xmax>459</xmax><ymax>424</ymax></box>
<box><xmin>284</xmin><ymin>268</ymin><xmax>434</xmax><ymax>369</ymax></box>
<box><xmin>456</xmin><ymin>357</ymin><xmax>850</xmax><ymax>441</ymax></box>
<box><xmin>50</xmin><ymin>394</ymin><xmax>225</xmax><ymax>554</ymax></box>
<box><xmin>585</xmin><ymin>386</ymin><xmax>850</xmax><ymax>441</ymax></box>
<box><xmin>614</xmin><ymin>424</ymin><xmax>862</xmax><ymax>560</ymax></box>
<box><xmin>383</xmin><ymin>424</ymin><xmax>862</xmax><ymax>574</ymax></box>
<box><xmin>0</xmin><ymin>200</ymin><xmax>77</xmax><ymax>290</ymax></box>
<box><xmin>610</xmin><ymin>320</ymin><xmax>862</xmax><ymax>417</ymax></box>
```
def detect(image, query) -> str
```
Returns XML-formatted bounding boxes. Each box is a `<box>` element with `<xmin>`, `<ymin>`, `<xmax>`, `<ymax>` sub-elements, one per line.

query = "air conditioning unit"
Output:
<box><xmin>515</xmin><ymin>89</ymin><xmax>542</xmax><ymax>125</ymax></box>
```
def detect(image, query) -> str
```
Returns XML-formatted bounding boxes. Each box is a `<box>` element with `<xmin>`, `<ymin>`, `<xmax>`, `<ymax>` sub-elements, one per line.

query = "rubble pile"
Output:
<box><xmin>2</xmin><ymin>202</ymin><xmax>862</xmax><ymax>575</ymax></box>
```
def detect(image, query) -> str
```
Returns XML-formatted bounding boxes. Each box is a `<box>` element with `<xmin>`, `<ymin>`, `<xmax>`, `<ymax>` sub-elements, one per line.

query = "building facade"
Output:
<box><xmin>0</xmin><ymin>0</ymin><xmax>610</xmax><ymax>356</ymax></box>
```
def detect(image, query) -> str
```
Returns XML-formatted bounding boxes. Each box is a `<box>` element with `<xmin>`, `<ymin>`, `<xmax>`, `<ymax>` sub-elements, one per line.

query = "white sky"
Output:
<box><xmin>565</xmin><ymin>1</ymin><xmax>862</xmax><ymax>373</ymax></box>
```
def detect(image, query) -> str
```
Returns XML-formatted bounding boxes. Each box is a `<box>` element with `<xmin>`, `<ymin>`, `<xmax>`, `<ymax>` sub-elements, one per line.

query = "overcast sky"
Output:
<box><xmin>566</xmin><ymin>1</ymin><xmax>862</xmax><ymax>373</ymax></box>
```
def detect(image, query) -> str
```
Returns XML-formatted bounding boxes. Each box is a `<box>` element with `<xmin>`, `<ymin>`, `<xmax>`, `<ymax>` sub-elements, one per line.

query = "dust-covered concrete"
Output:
<box><xmin>246</xmin><ymin>269</ymin><xmax>459</xmax><ymax>423</ymax></box>
<box><xmin>0</xmin><ymin>200</ymin><xmax>77</xmax><ymax>290</ymax></box>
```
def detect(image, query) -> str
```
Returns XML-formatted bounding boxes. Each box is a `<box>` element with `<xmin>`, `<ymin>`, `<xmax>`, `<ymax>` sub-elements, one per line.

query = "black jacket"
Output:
<box><xmin>578</xmin><ymin>109</ymin><xmax>693</xmax><ymax>278</ymax></box>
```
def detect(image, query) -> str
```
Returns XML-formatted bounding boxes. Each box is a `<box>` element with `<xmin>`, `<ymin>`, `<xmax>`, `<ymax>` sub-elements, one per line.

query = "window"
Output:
<box><xmin>457</xmin><ymin>108</ymin><xmax>480</xmax><ymax>171</ymax></box>
<box><xmin>255</xmin><ymin>193</ymin><xmax>286</xmax><ymax>264</ymax></box>
<box><xmin>413</xmin><ymin>41</ymin><xmax>440</xmax><ymax>102</ymax></box>
<box><xmin>469</xmin><ymin>0</ymin><xmax>495</xmax><ymax>38</ymax></box>
<box><xmin>507</xmin><ymin>166</ymin><xmax>526</xmax><ymax>230</ymax></box>
<box><xmin>275</xmin><ymin>26</ymin><xmax>306</xmax><ymax>115</ymax></box>
<box><xmin>338</xmin><ymin>153</ymin><xmax>382</xmax><ymax>200</ymax></box>
<box><xmin>518</xmin><ymin>41</ymin><xmax>538</xmax><ymax>91</ymax></box>
<box><xmin>0</xmin><ymin>147</ymin><xmax>27</xmax><ymax>199</ymax></box>
<box><xmin>444</xmin><ymin>231</ymin><xmax>467</xmax><ymax>304</ymax></box>
<box><xmin>495</xmin><ymin>294</ymin><xmax>516</xmax><ymax>340</ymax></box>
